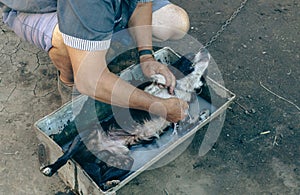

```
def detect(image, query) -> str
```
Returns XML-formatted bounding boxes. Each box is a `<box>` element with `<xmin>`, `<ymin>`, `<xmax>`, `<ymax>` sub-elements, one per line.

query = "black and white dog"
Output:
<box><xmin>40</xmin><ymin>48</ymin><xmax>211</xmax><ymax>190</ymax></box>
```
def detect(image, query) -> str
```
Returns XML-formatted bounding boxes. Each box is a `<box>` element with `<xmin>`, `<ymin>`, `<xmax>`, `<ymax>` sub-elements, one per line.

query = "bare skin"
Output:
<box><xmin>50</xmin><ymin>25</ymin><xmax>73</xmax><ymax>86</ymax></box>
<box><xmin>152</xmin><ymin>4</ymin><xmax>190</xmax><ymax>41</ymax></box>
<box><xmin>129</xmin><ymin>2</ymin><xmax>177</xmax><ymax>94</ymax></box>
<box><xmin>49</xmin><ymin>2</ymin><xmax>190</xmax><ymax>123</ymax></box>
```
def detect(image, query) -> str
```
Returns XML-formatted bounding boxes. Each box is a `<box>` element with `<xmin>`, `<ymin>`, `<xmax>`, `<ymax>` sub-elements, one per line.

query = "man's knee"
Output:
<box><xmin>152</xmin><ymin>4</ymin><xmax>190</xmax><ymax>41</ymax></box>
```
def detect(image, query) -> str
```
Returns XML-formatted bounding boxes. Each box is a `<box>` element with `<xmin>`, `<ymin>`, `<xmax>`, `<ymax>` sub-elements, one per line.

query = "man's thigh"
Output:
<box><xmin>2</xmin><ymin>10</ymin><xmax>57</xmax><ymax>51</ymax></box>
<box><xmin>1</xmin><ymin>0</ymin><xmax>58</xmax><ymax>51</ymax></box>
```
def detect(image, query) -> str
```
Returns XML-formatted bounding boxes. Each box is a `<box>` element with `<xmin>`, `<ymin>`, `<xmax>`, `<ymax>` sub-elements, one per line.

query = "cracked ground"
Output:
<box><xmin>0</xmin><ymin>0</ymin><xmax>299</xmax><ymax>194</ymax></box>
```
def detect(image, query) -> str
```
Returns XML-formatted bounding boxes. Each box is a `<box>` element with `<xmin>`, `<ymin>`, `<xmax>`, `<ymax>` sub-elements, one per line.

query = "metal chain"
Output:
<box><xmin>201</xmin><ymin>0</ymin><xmax>249</xmax><ymax>50</ymax></box>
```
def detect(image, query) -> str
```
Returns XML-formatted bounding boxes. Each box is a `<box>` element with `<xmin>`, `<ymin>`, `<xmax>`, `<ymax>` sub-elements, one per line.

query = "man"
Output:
<box><xmin>1</xmin><ymin>0</ymin><xmax>190</xmax><ymax>123</ymax></box>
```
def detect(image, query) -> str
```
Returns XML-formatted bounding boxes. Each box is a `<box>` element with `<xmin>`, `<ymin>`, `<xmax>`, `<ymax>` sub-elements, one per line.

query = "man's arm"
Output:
<box><xmin>129</xmin><ymin>2</ymin><xmax>176</xmax><ymax>94</ymax></box>
<box><xmin>66</xmin><ymin>47</ymin><xmax>188</xmax><ymax>123</ymax></box>
<box><xmin>58</xmin><ymin>1</ymin><xmax>188</xmax><ymax>122</ymax></box>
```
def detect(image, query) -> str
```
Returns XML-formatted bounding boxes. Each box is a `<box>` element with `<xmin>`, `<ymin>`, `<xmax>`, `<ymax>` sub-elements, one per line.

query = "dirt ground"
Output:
<box><xmin>0</xmin><ymin>0</ymin><xmax>299</xmax><ymax>194</ymax></box>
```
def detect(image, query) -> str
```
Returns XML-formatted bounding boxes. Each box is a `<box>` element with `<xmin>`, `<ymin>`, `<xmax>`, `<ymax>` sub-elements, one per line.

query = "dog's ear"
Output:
<box><xmin>193</xmin><ymin>49</ymin><xmax>210</xmax><ymax>74</ymax></box>
<box><xmin>193</xmin><ymin>48</ymin><xmax>210</xmax><ymax>64</ymax></box>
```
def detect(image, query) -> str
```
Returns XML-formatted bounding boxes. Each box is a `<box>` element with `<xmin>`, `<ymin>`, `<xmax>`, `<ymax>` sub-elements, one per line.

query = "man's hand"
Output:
<box><xmin>149</xmin><ymin>97</ymin><xmax>189</xmax><ymax>123</ymax></box>
<box><xmin>140</xmin><ymin>55</ymin><xmax>176</xmax><ymax>94</ymax></box>
<box><xmin>164</xmin><ymin>97</ymin><xmax>189</xmax><ymax>122</ymax></box>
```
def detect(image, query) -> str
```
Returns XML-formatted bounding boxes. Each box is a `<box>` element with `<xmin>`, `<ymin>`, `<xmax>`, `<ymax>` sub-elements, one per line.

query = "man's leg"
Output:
<box><xmin>49</xmin><ymin>27</ymin><xmax>81</xmax><ymax>104</ymax></box>
<box><xmin>2</xmin><ymin>9</ymin><xmax>57</xmax><ymax>51</ymax></box>
<box><xmin>152</xmin><ymin>0</ymin><xmax>190</xmax><ymax>41</ymax></box>
<box><xmin>49</xmin><ymin>25</ymin><xmax>73</xmax><ymax>86</ymax></box>
<box><xmin>49</xmin><ymin>25</ymin><xmax>82</xmax><ymax>104</ymax></box>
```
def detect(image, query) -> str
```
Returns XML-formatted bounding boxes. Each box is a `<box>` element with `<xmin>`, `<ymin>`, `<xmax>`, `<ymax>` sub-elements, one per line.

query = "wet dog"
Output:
<box><xmin>40</xmin><ymin>49</ymin><xmax>210</xmax><ymax>190</ymax></box>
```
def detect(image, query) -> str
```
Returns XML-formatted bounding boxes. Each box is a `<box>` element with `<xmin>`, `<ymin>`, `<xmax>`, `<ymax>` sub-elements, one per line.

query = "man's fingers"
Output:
<box><xmin>159</xmin><ymin>69</ymin><xmax>171</xmax><ymax>86</ymax></box>
<box><xmin>158</xmin><ymin>68</ymin><xmax>176</xmax><ymax>94</ymax></box>
<box><xmin>169</xmin><ymin>73</ymin><xmax>176</xmax><ymax>94</ymax></box>
<box><xmin>143</xmin><ymin>61</ymin><xmax>176</xmax><ymax>94</ymax></box>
